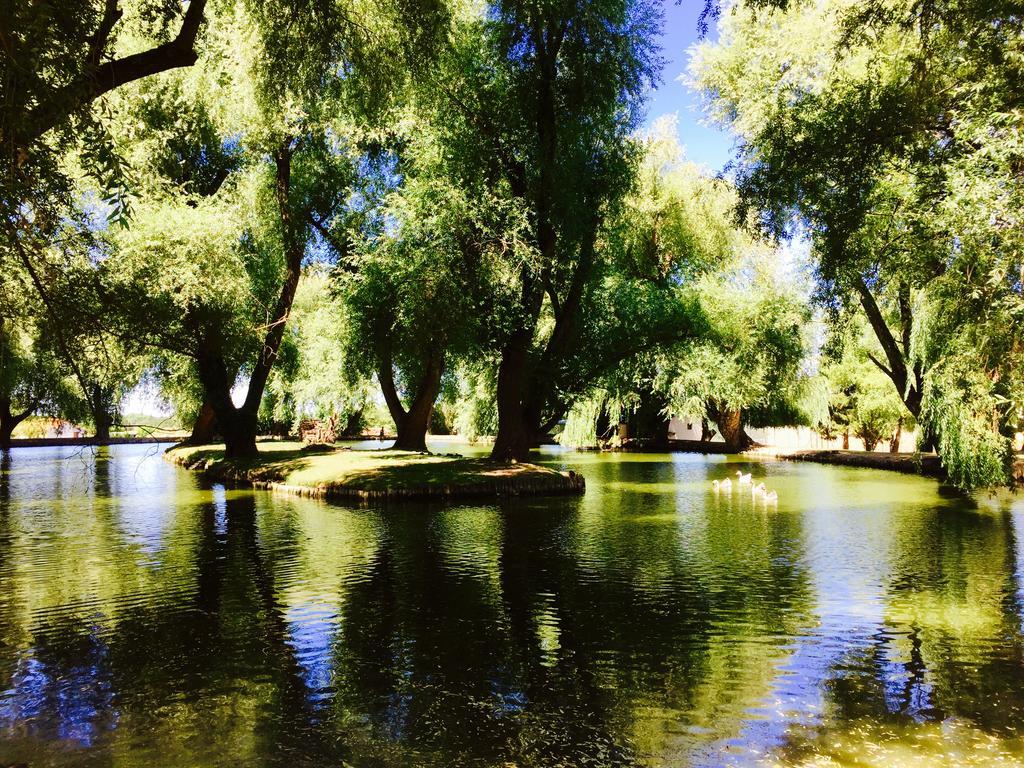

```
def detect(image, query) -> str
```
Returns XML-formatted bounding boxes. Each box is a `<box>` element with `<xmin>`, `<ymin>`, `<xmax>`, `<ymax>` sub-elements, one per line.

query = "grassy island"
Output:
<box><xmin>165</xmin><ymin>442</ymin><xmax>585</xmax><ymax>502</ymax></box>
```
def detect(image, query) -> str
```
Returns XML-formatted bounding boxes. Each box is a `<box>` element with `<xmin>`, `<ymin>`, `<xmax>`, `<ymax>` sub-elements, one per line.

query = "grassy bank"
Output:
<box><xmin>165</xmin><ymin>441</ymin><xmax>585</xmax><ymax>501</ymax></box>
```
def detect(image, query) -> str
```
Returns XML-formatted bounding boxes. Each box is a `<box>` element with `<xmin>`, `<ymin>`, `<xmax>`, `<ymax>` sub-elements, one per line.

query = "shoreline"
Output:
<box><xmin>165</xmin><ymin>442</ymin><xmax>585</xmax><ymax>502</ymax></box>
<box><xmin>766</xmin><ymin>448</ymin><xmax>946</xmax><ymax>478</ymax></box>
<box><xmin>2</xmin><ymin>436</ymin><xmax>183</xmax><ymax>449</ymax></box>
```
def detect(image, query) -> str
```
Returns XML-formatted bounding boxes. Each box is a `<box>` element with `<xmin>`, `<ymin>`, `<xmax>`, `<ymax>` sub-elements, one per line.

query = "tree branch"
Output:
<box><xmin>377</xmin><ymin>332</ymin><xmax>408</xmax><ymax>427</ymax></box>
<box><xmin>853</xmin><ymin>274</ymin><xmax>908</xmax><ymax>392</ymax></box>
<box><xmin>309</xmin><ymin>214</ymin><xmax>356</xmax><ymax>272</ymax></box>
<box><xmin>89</xmin><ymin>0</ymin><xmax>123</xmax><ymax>67</ymax></box>
<box><xmin>865</xmin><ymin>350</ymin><xmax>894</xmax><ymax>379</ymax></box>
<box><xmin>26</xmin><ymin>0</ymin><xmax>207</xmax><ymax>143</ymax></box>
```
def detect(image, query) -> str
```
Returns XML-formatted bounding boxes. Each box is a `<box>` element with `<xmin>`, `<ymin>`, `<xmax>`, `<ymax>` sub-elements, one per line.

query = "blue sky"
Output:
<box><xmin>643</xmin><ymin>0</ymin><xmax>735</xmax><ymax>173</ymax></box>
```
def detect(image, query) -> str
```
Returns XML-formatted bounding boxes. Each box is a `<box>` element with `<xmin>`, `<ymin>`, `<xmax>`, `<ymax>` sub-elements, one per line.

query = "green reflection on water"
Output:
<box><xmin>0</xmin><ymin>445</ymin><xmax>1022</xmax><ymax>767</ymax></box>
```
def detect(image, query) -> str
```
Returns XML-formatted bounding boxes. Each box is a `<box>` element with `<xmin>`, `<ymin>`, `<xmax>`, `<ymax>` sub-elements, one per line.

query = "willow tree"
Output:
<box><xmin>91</xmin><ymin>0</ymin><xmax>448</xmax><ymax>457</ymax></box>
<box><xmin>260</xmin><ymin>269</ymin><xmax>375</xmax><ymax>439</ymax></box>
<box><xmin>649</xmin><ymin>254</ymin><xmax>813</xmax><ymax>452</ymax></box>
<box><xmin>1</xmin><ymin>0</ymin><xmax>212</xmax><ymax>350</ymax></box>
<box><xmin>414</xmin><ymin>0</ymin><xmax>665</xmax><ymax>461</ymax></box>
<box><xmin>0</xmin><ymin>271</ymin><xmax>78</xmax><ymax>446</ymax></box>
<box><xmin>335</xmin><ymin>125</ymin><xmax>488</xmax><ymax>452</ymax></box>
<box><xmin>817</xmin><ymin>318</ymin><xmax>911</xmax><ymax>453</ymax></box>
<box><xmin>692</xmin><ymin>0</ymin><xmax>1023</xmax><ymax>486</ymax></box>
<box><xmin>554</xmin><ymin>130</ymin><xmax>813</xmax><ymax>455</ymax></box>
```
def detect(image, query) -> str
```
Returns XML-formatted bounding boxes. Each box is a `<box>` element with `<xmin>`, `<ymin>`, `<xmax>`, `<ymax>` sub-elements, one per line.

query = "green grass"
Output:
<box><xmin>166</xmin><ymin>441</ymin><xmax>583</xmax><ymax>499</ymax></box>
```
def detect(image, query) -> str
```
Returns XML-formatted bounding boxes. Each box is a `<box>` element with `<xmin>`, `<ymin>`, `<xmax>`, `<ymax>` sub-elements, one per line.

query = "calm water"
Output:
<box><xmin>1</xmin><ymin>444</ymin><xmax>1023</xmax><ymax>767</ymax></box>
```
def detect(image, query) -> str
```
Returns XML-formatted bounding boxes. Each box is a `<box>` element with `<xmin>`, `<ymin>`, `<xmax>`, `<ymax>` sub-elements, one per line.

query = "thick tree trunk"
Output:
<box><xmin>93</xmin><ymin>411</ymin><xmax>112</xmax><ymax>441</ymax></box>
<box><xmin>342</xmin><ymin>409</ymin><xmax>363</xmax><ymax>437</ymax></box>
<box><xmin>189</xmin><ymin>401</ymin><xmax>218</xmax><ymax>444</ymax></box>
<box><xmin>716</xmin><ymin>408</ymin><xmax>753</xmax><ymax>453</ymax></box>
<box><xmin>196</xmin><ymin>351</ymin><xmax>260</xmax><ymax>459</ymax></box>
<box><xmin>393</xmin><ymin>351</ymin><xmax>445</xmax><ymax>453</ymax></box>
<box><xmin>491</xmin><ymin>332</ymin><xmax>534</xmax><ymax>462</ymax></box>
<box><xmin>393</xmin><ymin>410</ymin><xmax>431</xmax><ymax>452</ymax></box>
<box><xmin>221</xmin><ymin>412</ymin><xmax>258</xmax><ymax>459</ymax></box>
<box><xmin>189</xmin><ymin>141</ymin><xmax>303</xmax><ymax>462</ymax></box>
<box><xmin>0</xmin><ymin>396</ymin><xmax>31</xmax><ymax>448</ymax></box>
<box><xmin>90</xmin><ymin>384</ymin><xmax>113</xmax><ymax>441</ymax></box>
<box><xmin>0</xmin><ymin>413</ymin><xmax>15</xmax><ymax>448</ymax></box>
<box><xmin>378</xmin><ymin>341</ymin><xmax>445</xmax><ymax>453</ymax></box>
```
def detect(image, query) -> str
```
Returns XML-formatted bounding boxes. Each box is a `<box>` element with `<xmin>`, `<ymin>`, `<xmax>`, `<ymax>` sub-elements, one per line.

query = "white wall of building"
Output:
<box><xmin>667</xmin><ymin>416</ymin><xmax>919</xmax><ymax>453</ymax></box>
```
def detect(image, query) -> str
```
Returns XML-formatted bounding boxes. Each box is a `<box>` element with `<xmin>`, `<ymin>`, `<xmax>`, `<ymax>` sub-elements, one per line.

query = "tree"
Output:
<box><xmin>92</xmin><ymin>0</ymin><xmax>446</xmax><ymax>457</ymax></box>
<box><xmin>657</xmin><ymin>256</ymin><xmax>813</xmax><ymax>452</ymax></box>
<box><xmin>1</xmin><ymin>0</ymin><xmax>210</xmax><ymax>317</ymax></box>
<box><xmin>416</xmin><ymin>0</ymin><xmax>665</xmax><ymax>461</ymax></box>
<box><xmin>2</xmin><ymin>0</ymin><xmax>208</xmax><ymax>151</ymax></box>
<box><xmin>0</xmin><ymin>315</ymin><xmax>75</xmax><ymax>447</ymax></box>
<box><xmin>818</xmin><ymin>320</ymin><xmax>910</xmax><ymax>453</ymax></box>
<box><xmin>260</xmin><ymin>269</ymin><xmax>374</xmax><ymax>438</ymax></box>
<box><xmin>541</xmin><ymin>121</ymin><xmax>759</xmax><ymax>452</ymax></box>
<box><xmin>692</xmin><ymin>0</ymin><xmax>1023</xmax><ymax>486</ymax></box>
<box><xmin>335</xmin><ymin>117</ymin><xmax>496</xmax><ymax>452</ymax></box>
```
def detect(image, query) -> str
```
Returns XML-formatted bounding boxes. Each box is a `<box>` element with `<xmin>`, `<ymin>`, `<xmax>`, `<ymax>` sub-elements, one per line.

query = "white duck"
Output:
<box><xmin>752</xmin><ymin>482</ymin><xmax>766</xmax><ymax>496</ymax></box>
<box><xmin>763</xmin><ymin>490</ymin><xmax>778</xmax><ymax>503</ymax></box>
<box><xmin>735</xmin><ymin>471</ymin><xmax>752</xmax><ymax>484</ymax></box>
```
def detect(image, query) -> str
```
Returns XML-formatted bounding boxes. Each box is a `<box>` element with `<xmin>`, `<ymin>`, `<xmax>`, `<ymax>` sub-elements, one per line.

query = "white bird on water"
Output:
<box><xmin>763</xmin><ymin>490</ymin><xmax>778</xmax><ymax>503</ymax></box>
<box><xmin>752</xmin><ymin>482</ymin><xmax>766</xmax><ymax>496</ymax></box>
<box><xmin>712</xmin><ymin>478</ymin><xmax>733</xmax><ymax>491</ymax></box>
<box><xmin>735</xmin><ymin>471</ymin><xmax>752</xmax><ymax>484</ymax></box>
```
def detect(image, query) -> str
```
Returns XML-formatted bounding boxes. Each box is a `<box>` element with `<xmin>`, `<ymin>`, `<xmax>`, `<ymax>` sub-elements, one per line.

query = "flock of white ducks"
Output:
<box><xmin>712</xmin><ymin>470</ymin><xmax>778</xmax><ymax>502</ymax></box>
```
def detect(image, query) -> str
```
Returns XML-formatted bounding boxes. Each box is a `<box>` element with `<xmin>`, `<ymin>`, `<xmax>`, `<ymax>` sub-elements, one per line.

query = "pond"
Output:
<box><xmin>0</xmin><ymin>443</ymin><xmax>1022</xmax><ymax>767</ymax></box>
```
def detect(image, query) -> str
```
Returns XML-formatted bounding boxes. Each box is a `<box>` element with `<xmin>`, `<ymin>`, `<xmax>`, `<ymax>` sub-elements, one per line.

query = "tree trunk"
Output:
<box><xmin>0</xmin><ymin>411</ymin><xmax>15</xmax><ymax>449</ymax></box>
<box><xmin>189</xmin><ymin>401</ymin><xmax>218</xmax><ymax>444</ymax></box>
<box><xmin>342</xmin><ymin>409</ymin><xmax>363</xmax><ymax>437</ymax></box>
<box><xmin>889</xmin><ymin>418</ymin><xmax>902</xmax><ymax>454</ymax></box>
<box><xmin>716</xmin><ymin>408</ymin><xmax>753</xmax><ymax>453</ymax></box>
<box><xmin>378</xmin><ymin>340</ymin><xmax>445</xmax><ymax>453</ymax></box>
<box><xmin>196</xmin><ymin>351</ymin><xmax>260</xmax><ymax>459</ymax></box>
<box><xmin>90</xmin><ymin>384</ymin><xmax>113</xmax><ymax>441</ymax></box>
<box><xmin>394</xmin><ymin>409</ymin><xmax>431</xmax><ymax>452</ymax></box>
<box><xmin>854</xmin><ymin>276</ymin><xmax>928</xmax><ymax>427</ymax></box>
<box><xmin>218</xmin><ymin>409</ymin><xmax>258</xmax><ymax>459</ymax></box>
<box><xmin>393</xmin><ymin>350</ymin><xmax>445</xmax><ymax>453</ymax></box>
<box><xmin>93</xmin><ymin>411</ymin><xmax>111</xmax><ymax>441</ymax></box>
<box><xmin>0</xmin><ymin>396</ymin><xmax>32</xmax><ymax>448</ymax></box>
<box><xmin>700</xmin><ymin>418</ymin><xmax>716</xmax><ymax>442</ymax></box>
<box><xmin>189</xmin><ymin>141</ymin><xmax>303</xmax><ymax>462</ymax></box>
<box><xmin>491</xmin><ymin>331</ymin><xmax>534</xmax><ymax>462</ymax></box>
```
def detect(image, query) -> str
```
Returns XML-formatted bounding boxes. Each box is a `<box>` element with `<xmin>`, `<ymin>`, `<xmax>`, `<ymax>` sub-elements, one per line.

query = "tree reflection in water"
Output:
<box><xmin>0</xmin><ymin>446</ymin><xmax>1021</xmax><ymax>766</ymax></box>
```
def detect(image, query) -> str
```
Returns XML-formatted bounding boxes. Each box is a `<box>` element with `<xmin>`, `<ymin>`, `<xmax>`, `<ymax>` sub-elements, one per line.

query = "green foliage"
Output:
<box><xmin>693</xmin><ymin>0</ymin><xmax>1023</xmax><ymax>486</ymax></box>
<box><xmin>261</xmin><ymin>269</ymin><xmax>375</xmax><ymax>432</ymax></box>
<box><xmin>559</xmin><ymin>395</ymin><xmax>606</xmax><ymax>450</ymax></box>
<box><xmin>659</xmin><ymin>253</ymin><xmax>812</xmax><ymax>427</ymax></box>
<box><xmin>449</xmin><ymin>365</ymin><xmax>499</xmax><ymax>442</ymax></box>
<box><xmin>816</xmin><ymin>317</ymin><xmax>910</xmax><ymax>451</ymax></box>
